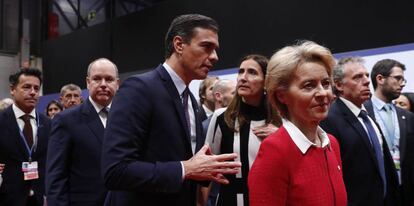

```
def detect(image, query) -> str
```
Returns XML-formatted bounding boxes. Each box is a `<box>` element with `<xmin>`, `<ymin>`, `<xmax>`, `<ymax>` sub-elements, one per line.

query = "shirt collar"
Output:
<box><xmin>12</xmin><ymin>104</ymin><xmax>36</xmax><ymax>119</ymax></box>
<box><xmin>339</xmin><ymin>97</ymin><xmax>368</xmax><ymax>117</ymax></box>
<box><xmin>163</xmin><ymin>62</ymin><xmax>187</xmax><ymax>95</ymax></box>
<box><xmin>282</xmin><ymin>119</ymin><xmax>330</xmax><ymax>154</ymax></box>
<box><xmin>88</xmin><ymin>96</ymin><xmax>111</xmax><ymax>114</ymax></box>
<box><xmin>202</xmin><ymin>104</ymin><xmax>213</xmax><ymax>117</ymax></box>
<box><xmin>371</xmin><ymin>94</ymin><xmax>390</xmax><ymax>111</ymax></box>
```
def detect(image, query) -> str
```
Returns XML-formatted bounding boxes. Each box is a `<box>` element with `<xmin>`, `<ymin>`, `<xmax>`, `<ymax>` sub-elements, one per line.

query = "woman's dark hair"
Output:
<box><xmin>401</xmin><ymin>92</ymin><xmax>414</xmax><ymax>113</ymax></box>
<box><xmin>224</xmin><ymin>54</ymin><xmax>281</xmax><ymax>132</ymax></box>
<box><xmin>46</xmin><ymin>100</ymin><xmax>63</xmax><ymax>117</ymax></box>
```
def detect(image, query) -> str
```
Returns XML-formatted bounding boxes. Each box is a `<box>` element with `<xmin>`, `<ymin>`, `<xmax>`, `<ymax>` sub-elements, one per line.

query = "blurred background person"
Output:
<box><xmin>202</xmin><ymin>79</ymin><xmax>237</xmax><ymax>132</ymax></box>
<box><xmin>59</xmin><ymin>83</ymin><xmax>82</xmax><ymax>109</ymax></box>
<box><xmin>0</xmin><ymin>98</ymin><xmax>13</xmax><ymax>110</ymax></box>
<box><xmin>365</xmin><ymin>59</ymin><xmax>414</xmax><ymax>206</ymax></box>
<box><xmin>199</xmin><ymin>79</ymin><xmax>236</xmax><ymax>206</ymax></box>
<box><xmin>45</xmin><ymin>100</ymin><xmax>63</xmax><ymax>119</ymax></box>
<box><xmin>212</xmin><ymin>79</ymin><xmax>236</xmax><ymax>109</ymax></box>
<box><xmin>249</xmin><ymin>41</ymin><xmax>346</xmax><ymax>206</ymax></box>
<box><xmin>204</xmin><ymin>54</ymin><xmax>280</xmax><ymax>206</ymax></box>
<box><xmin>321</xmin><ymin>57</ymin><xmax>399</xmax><ymax>206</ymax></box>
<box><xmin>394</xmin><ymin>92</ymin><xmax>414</xmax><ymax>113</ymax></box>
<box><xmin>199</xmin><ymin>76</ymin><xmax>219</xmax><ymax>121</ymax></box>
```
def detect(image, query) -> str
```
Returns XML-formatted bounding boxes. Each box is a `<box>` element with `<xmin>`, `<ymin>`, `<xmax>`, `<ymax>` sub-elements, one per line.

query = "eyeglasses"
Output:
<box><xmin>385</xmin><ymin>75</ymin><xmax>407</xmax><ymax>84</ymax></box>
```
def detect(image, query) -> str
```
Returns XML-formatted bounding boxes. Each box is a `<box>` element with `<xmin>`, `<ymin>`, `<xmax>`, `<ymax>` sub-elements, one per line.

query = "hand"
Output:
<box><xmin>0</xmin><ymin>163</ymin><xmax>4</xmax><ymax>174</ymax></box>
<box><xmin>252</xmin><ymin>123</ymin><xmax>278</xmax><ymax>139</ymax></box>
<box><xmin>182</xmin><ymin>144</ymin><xmax>241</xmax><ymax>184</ymax></box>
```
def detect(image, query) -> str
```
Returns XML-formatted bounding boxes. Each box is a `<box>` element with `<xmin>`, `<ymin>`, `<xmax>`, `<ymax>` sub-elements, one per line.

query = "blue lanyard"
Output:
<box><xmin>18</xmin><ymin>112</ymin><xmax>40</xmax><ymax>161</ymax></box>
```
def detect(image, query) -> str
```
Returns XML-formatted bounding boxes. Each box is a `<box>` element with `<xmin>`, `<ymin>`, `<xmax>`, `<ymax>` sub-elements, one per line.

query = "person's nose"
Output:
<box><xmin>209</xmin><ymin>50</ymin><xmax>219</xmax><ymax>63</ymax></box>
<box><xmin>315</xmin><ymin>84</ymin><xmax>328</xmax><ymax>97</ymax></box>
<box><xmin>237</xmin><ymin>72</ymin><xmax>247</xmax><ymax>83</ymax></box>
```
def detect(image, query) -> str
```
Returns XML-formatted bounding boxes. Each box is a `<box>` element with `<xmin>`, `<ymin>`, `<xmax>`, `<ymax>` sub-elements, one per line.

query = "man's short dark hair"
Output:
<box><xmin>371</xmin><ymin>59</ymin><xmax>405</xmax><ymax>89</ymax></box>
<box><xmin>164</xmin><ymin>14</ymin><xmax>219</xmax><ymax>58</ymax></box>
<box><xmin>9</xmin><ymin>68</ymin><xmax>43</xmax><ymax>87</ymax></box>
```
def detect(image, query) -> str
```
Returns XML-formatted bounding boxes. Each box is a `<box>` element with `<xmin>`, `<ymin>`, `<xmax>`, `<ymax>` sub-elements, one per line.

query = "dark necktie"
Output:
<box><xmin>20</xmin><ymin>114</ymin><xmax>33</xmax><ymax>148</ymax></box>
<box><xmin>359</xmin><ymin>110</ymin><xmax>386</xmax><ymax>196</ymax></box>
<box><xmin>182</xmin><ymin>87</ymin><xmax>191</xmax><ymax>135</ymax></box>
<box><xmin>100</xmin><ymin>107</ymin><xmax>109</xmax><ymax>128</ymax></box>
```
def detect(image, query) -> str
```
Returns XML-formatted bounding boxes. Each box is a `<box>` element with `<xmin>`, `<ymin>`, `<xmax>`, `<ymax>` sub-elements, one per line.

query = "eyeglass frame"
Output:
<box><xmin>383</xmin><ymin>75</ymin><xmax>407</xmax><ymax>84</ymax></box>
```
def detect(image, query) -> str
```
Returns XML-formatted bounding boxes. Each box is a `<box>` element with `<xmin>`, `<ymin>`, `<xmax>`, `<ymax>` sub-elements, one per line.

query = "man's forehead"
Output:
<box><xmin>63</xmin><ymin>90</ymin><xmax>81</xmax><ymax>95</ymax></box>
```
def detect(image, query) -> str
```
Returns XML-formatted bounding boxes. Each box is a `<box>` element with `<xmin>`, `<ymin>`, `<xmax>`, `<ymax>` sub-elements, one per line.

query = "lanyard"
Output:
<box><xmin>18</xmin><ymin>112</ymin><xmax>40</xmax><ymax>161</ymax></box>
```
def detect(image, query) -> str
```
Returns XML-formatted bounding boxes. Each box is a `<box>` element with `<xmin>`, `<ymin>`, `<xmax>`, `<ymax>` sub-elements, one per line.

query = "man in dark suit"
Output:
<box><xmin>364</xmin><ymin>59</ymin><xmax>414</xmax><ymax>206</ymax></box>
<box><xmin>46</xmin><ymin>58</ymin><xmax>120</xmax><ymax>206</ymax></box>
<box><xmin>320</xmin><ymin>57</ymin><xmax>399</xmax><ymax>206</ymax></box>
<box><xmin>0</xmin><ymin>68</ymin><xmax>51</xmax><ymax>206</ymax></box>
<box><xmin>101</xmin><ymin>14</ymin><xmax>241</xmax><ymax>206</ymax></box>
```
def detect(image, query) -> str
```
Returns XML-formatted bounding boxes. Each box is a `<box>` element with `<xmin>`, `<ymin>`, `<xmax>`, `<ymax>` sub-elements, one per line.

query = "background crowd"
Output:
<box><xmin>0</xmin><ymin>13</ymin><xmax>413</xmax><ymax>206</ymax></box>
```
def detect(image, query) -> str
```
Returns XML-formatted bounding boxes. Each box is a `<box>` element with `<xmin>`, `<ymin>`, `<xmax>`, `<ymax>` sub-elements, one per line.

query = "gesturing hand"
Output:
<box><xmin>182</xmin><ymin>144</ymin><xmax>241</xmax><ymax>184</ymax></box>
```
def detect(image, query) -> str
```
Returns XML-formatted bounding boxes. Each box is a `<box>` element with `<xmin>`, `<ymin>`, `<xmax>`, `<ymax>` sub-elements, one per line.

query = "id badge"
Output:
<box><xmin>22</xmin><ymin>161</ymin><xmax>39</xmax><ymax>180</ymax></box>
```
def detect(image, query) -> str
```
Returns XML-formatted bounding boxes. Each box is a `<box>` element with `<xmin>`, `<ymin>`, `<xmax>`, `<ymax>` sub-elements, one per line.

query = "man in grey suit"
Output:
<box><xmin>364</xmin><ymin>59</ymin><xmax>414</xmax><ymax>206</ymax></box>
<box><xmin>101</xmin><ymin>14</ymin><xmax>241</xmax><ymax>206</ymax></box>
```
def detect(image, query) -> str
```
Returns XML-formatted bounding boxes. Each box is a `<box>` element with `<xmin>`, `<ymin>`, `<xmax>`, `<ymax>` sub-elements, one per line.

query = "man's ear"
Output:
<box><xmin>214</xmin><ymin>92</ymin><xmax>222</xmax><ymax>102</ymax></box>
<box><xmin>9</xmin><ymin>85</ymin><xmax>15</xmax><ymax>97</ymax></box>
<box><xmin>376</xmin><ymin>74</ymin><xmax>385</xmax><ymax>87</ymax></box>
<box><xmin>334</xmin><ymin>80</ymin><xmax>344</xmax><ymax>94</ymax></box>
<box><xmin>173</xmin><ymin>36</ymin><xmax>184</xmax><ymax>55</ymax></box>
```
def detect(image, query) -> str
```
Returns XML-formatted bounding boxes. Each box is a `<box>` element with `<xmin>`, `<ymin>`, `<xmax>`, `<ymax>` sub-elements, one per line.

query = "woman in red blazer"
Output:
<box><xmin>248</xmin><ymin>40</ymin><xmax>347</xmax><ymax>206</ymax></box>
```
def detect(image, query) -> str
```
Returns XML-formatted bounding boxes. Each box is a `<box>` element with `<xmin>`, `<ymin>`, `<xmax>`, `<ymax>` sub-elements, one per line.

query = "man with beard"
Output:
<box><xmin>364</xmin><ymin>59</ymin><xmax>414</xmax><ymax>206</ymax></box>
<box><xmin>46</xmin><ymin>58</ymin><xmax>120</xmax><ymax>206</ymax></box>
<box><xmin>320</xmin><ymin>57</ymin><xmax>399</xmax><ymax>206</ymax></box>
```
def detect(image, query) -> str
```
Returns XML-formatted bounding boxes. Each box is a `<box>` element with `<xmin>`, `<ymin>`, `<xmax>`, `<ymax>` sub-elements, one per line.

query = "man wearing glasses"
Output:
<box><xmin>364</xmin><ymin>59</ymin><xmax>414</xmax><ymax>206</ymax></box>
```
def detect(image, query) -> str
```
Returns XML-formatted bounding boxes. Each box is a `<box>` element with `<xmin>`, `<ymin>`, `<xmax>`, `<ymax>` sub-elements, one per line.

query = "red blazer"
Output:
<box><xmin>248</xmin><ymin>126</ymin><xmax>347</xmax><ymax>206</ymax></box>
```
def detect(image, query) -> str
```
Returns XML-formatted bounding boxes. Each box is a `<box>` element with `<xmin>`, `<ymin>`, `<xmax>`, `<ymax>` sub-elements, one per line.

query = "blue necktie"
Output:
<box><xmin>383</xmin><ymin>104</ymin><xmax>395</xmax><ymax>149</ymax></box>
<box><xmin>359</xmin><ymin>110</ymin><xmax>386</xmax><ymax>196</ymax></box>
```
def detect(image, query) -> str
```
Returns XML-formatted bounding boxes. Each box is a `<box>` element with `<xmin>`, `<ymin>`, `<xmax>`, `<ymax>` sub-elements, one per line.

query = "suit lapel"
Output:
<box><xmin>5</xmin><ymin>107</ymin><xmax>29</xmax><ymax>159</ymax></box>
<box><xmin>190</xmin><ymin>93</ymin><xmax>203</xmax><ymax>152</ymax></box>
<box><xmin>83</xmin><ymin>99</ymin><xmax>105</xmax><ymax>144</ymax></box>
<box><xmin>396</xmin><ymin>108</ymin><xmax>407</xmax><ymax>163</ymax></box>
<box><xmin>32</xmin><ymin>114</ymin><xmax>48</xmax><ymax>159</ymax></box>
<box><xmin>364</xmin><ymin>100</ymin><xmax>377</xmax><ymax>121</ymax></box>
<box><xmin>157</xmin><ymin>66</ymin><xmax>192</xmax><ymax>148</ymax></box>
<box><xmin>336</xmin><ymin>99</ymin><xmax>380</xmax><ymax>168</ymax></box>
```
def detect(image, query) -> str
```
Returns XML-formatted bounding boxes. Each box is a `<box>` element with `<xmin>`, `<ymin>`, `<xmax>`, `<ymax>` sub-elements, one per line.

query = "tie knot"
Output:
<box><xmin>101</xmin><ymin>107</ymin><xmax>109</xmax><ymax>115</ymax></box>
<box><xmin>384</xmin><ymin>104</ymin><xmax>392</xmax><ymax>112</ymax></box>
<box><xmin>20</xmin><ymin>114</ymin><xmax>31</xmax><ymax>122</ymax></box>
<box><xmin>182</xmin><ymin>87</ymin><xmax>190</xmax><ymax>97</ymax></box>
<box><xmin>359</xmin><ymin>110</ymin><xmax>369</xmax><ymax>120</ymax></box>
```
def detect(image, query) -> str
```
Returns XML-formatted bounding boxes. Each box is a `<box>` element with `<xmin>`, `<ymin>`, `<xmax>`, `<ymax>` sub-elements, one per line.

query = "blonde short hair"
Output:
<box><xmin>266</xmin><ymin>40</ymin><xmax>335</xmax><ymax>118</ymax></box>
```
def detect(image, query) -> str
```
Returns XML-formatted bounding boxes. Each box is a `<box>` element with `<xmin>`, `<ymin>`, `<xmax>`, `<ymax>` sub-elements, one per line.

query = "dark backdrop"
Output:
<box><xmin>42</xmin><ymin>0</ymin><xmax>414</xmax><ymax>94</ymax></box>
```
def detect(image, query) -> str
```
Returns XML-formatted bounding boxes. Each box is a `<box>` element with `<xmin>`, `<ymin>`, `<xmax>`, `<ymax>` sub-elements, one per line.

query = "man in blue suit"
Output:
<box><xmin>0</xmin><ymin>68</ymin><xmax>51</xmax><ymax>206</ymax></box>
<box><xmin>101</xmin><ymin>14</ymin><xmax>241</xmax><ymax>206</ymax></box>
<box><xmin>364</xmin><ymin>59</ymin><xmax>414</xmax><ymax>206</ymax></box>
<box><xmin>320</xmin><ymin>57</ymin><xmax>399</xmax><ymax>206</ymax></box>
<box><xmin>46</xmin><ymin>58</ymin><xmax>120</xmax><ymax>206</ymax></box>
